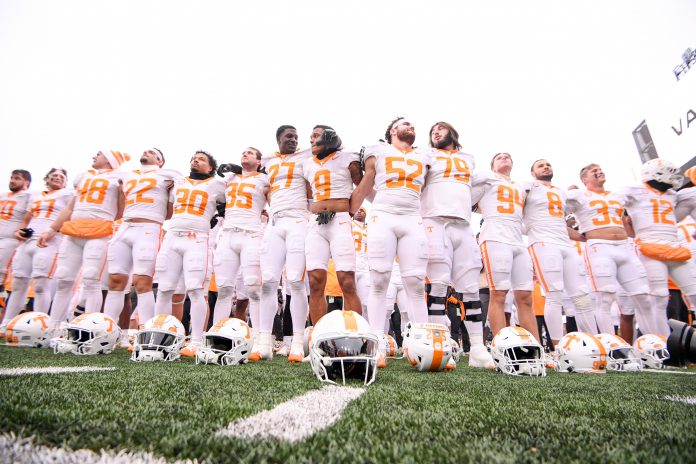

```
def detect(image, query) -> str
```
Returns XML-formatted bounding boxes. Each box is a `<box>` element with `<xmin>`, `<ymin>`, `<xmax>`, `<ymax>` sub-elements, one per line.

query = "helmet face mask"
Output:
<box><xmin>491</xmin><ymin>327</ymin><xmax>546</xmax><ymax>377</ymax></box>
<box><xmin>597</xmin><ymin>334</ymin><xmax>642</xmax><ymax>372</ymax></box>
<box><xmin>309</xmin><ymin>310</ymin><xmax>379</xmax><ymax>386</ymax></box>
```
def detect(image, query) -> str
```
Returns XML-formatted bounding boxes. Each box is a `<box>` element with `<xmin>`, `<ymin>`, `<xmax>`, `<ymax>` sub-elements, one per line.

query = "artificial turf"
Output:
<box><xmin>1</xmin><ymin>346</ymin><xmax>695</xmax><ymax>463</ymax></box>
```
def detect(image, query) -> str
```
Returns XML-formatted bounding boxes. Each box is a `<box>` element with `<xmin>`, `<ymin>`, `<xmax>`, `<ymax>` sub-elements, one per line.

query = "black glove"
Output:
<box><xmin>257</xmin><ymin>165</ymin><xmax>267</xmax><ymax>174</ymax></box>
<box><xmin>217</xmin><ymin>163</ymin><xmax>243</xmax><ymax>177</ymax></box>
<box><xmin>19</xmin><ymin>228</ymin><xmax>34</xmax><ymax>238</ymax></box>
<box><xmin>316</xmin><ymin>211</ymin><xmax>336</xmax><ymax>225</ymax></box>
<box><xmin>210</xmin><ymin>214</ymin><xmax>220</xmax><ymax>229</ymax></box>
<box><xmin>216</xmin><ymin>202</ymin><xmax>226</xmax><ymax>218</ymax></box>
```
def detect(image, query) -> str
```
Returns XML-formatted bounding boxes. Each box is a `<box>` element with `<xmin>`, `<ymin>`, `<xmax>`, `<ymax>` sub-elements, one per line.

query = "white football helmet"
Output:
<box><xmin>196</xmin><ymin>318</ymin><xmax>253</xmax><ymax>365</ymax></box>
<box><xmin>491</xmin><ymin>327</ymin><xmax>546</xmax><ymax>376</ymax></box>
<box><xmin>5</xmin><ymin>311</ymin><xmax>51</xmax><ymax>348</ymax></box>
<box><xmin>633</xmin><ymin>334</ymin><xmax>669</xmax><ymax>369</ymax></box>
<box><xmin>131</xmin><ymin>315</ymin><xmax>186</xmax><ymax>362</ymax></box>
<box><xmin>640</xmin><ymin>158</ymin><xmax>683</xmax><ymax>189</ymax></box>
<box><xmin>596</xmin><ymin>333</ymin><xmax>642</xmax><ymax>372</ymax></box>
<box><xmin>53</xmin><ymin>313</ymin><xmax>120</xmax><ymax>355</ymax></box>
<box><xmin>555</xmin><ymin>332</ymin><xmax>607</xmax><ymax>373</ymax></box>
<box><xmin>385</xmin><ymin>334</ymin><xmax>401</xmax><ymax>358</ymax></box>
<box><xmin>310</xmin><ymin>310</ymin><xmax>379</xmax><ymax>385</ymax></box>
<box><xmin>403</xmin><ymin>322</ymin><xmax>453</xmax><ymax>372</ymax></box>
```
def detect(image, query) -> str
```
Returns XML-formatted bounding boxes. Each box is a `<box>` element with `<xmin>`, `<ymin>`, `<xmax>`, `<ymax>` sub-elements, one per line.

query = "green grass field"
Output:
<box><xmin>1</xmin><ymin>345</ymin><xmax>695</xmax><ymax>463</ymax></box>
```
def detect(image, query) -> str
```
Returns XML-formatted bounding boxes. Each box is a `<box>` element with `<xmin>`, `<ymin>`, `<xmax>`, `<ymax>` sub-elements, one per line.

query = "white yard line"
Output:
<box><xmin>0</xmin><ymin>433</ymin><xmax>199</xmax><ymax>464</ymax></box>
<box><xmin>0</xmin><ymin>367</ymin><xmax>116</xmax><ymax>377</ymax></box>
<box><xmin>642</xmin><ymin>369</ymin><xmax>696</xmax><ymax>375</ymax></box>
<box><xmin>217</xmin><ymin>385</ymin><xmax>365</xmax><ymax>443</ymax></box>
<box><xmin>664</xmin><ymin>395</ymin><xmax>696</xmax><ymax>405</ymax></box>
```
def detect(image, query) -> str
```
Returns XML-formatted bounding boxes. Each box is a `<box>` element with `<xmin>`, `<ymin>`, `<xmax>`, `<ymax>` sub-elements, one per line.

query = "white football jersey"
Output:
<box><xmin>168</xmin><ymin>177</ymin><xmax>226</xmax><ymax>233</ymax></box>
<box><xmin>28</xmin><ymin>188</ymin><xmax>75</xmax><ymax>235</ymax></box>
<box><xmin>72</xmin><ymin>169</ymin><xmax>124</xmax><ymax>221</ymax></box>
<box><xmin>523</xmin><ymin>181</ymin><xmax>570</xmax><ymax>246</ymax></box>
<box><xmin>675</xmin><ymin>187</ymin><xmax>696</xmax><ymax>224</ymax></box>
<box><xmin>0</xmin><ymin>190</ymin><xmax>32</xmax><ymax>239</ymax></box>
<box><xmin>421</xmin><ymin>149</ymin><xmax>475</xmax><ymax>222</ymax></box>
<box><xmin>619</xmin><ymin>185</ymin><xmax>679</xmax><ymax>242</ymax></box>
<box><xmin>676</xmin><ymin>219</ymin><xmax>696</xmax><ymax>248</ymax></box>
<box><xmin>352</xmin><ymin>220</ymin><xmax>368</xmax><ymax>273</ymax></box>
<box><xmin>121</xmin><ymin>167</ymin><xmax>180</xmax><ymax>223</ymax></box>
<box><xmin>565</xmin><ymin>189</ymin><xmax>625</xmax><ymax>234</ymax></box>
<box><xmin>366</xmin><ymin>143</ymin><xmax>431</xmax><ymax>215</ymax></box>
<box><xmin>472</xmin><ymin>172</ymin><xmax>526</xmax><ymax>245</ymax></box>
<box><xmin>222</xmin><ymin>171</ymin><xmax>268</xmax><ymax>232</ymax></box>
<box><xmin>262</xmin><ymin>149</ymin><xmax>312</xmax><ymax>216</ymax></box>
<box><xmin>302</xmin><ymin>150</ymin><xmax>359</xmax><ymax>201</ymax></box>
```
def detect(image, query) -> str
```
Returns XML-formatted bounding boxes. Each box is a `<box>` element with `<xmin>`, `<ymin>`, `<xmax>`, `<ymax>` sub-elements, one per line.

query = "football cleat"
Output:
<box><xmin>468</xmin><ymin>344</ymin><xmax>495</xmax><ymax>369</ymax></box>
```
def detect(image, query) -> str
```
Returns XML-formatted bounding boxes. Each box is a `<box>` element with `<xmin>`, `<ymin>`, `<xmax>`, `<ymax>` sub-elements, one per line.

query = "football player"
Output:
<box><xmin>565</xmin><ymin>164</ymin><xmax>657</xmax><ymax>339</ymax></box>
<box><xmin>472</xmin><ymin>153</ymin><xmax>540</xmax><ymax>342</ymax></box>
<box><xmin>212</xmin><ymin>147</ymin><xmax>269</xmax><ymax>347</ymax></box>
<box><xmin>103</xmin><ymin>148</ymin><xmax>178</xmax><ymax>327</ymax></box>
<box><xmin>254</xmin><ymin>126</ymin><xmax>313</xmax><ymax>362</ymax></box>
<box><xmin>524</xmin><ymin>159</ymin><xmax>598</xmax><ymax>345</ymax></box>
<box><xmin>620</xmin><ymin>159</ymin><xmax>696</xmax><ymax>336</ymax></box>
<box><xmin>351</xmin><ymin>117</ymin><xmax>431</xmax><ymax>367</ymax></box>
<box><xmin>40</xmin><ymin>150</ymin><xmax>128</xmax><ymax>328</ymax></box>
<box><xmin>2</xmin><ymin>169</ymin><xmax>71</xmax><ymax>329</ymax></box>
<box><xmin>302</xmin><ymin>125</ymin><xmax>363</xmax><ymax>325</ymax></box>
<box><xmin>423</xmin><ymin>121</ymin><xmax>493</xmax><ymax>368</ymax></box>
<box><xmin>0</xmin><ymin>170</ymin><xmax>32</xmax><ymax>296</ymax></box>
<box><xmin>153</xmin><ymin>151</ymin><xmax>226</xmax><ymax>356</ymax></box>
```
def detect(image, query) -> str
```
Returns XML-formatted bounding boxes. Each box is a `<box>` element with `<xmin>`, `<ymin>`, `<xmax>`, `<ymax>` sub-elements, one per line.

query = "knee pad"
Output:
<box><xmin>463</xmin><ymin>300</ymin><xmax>483</xmax><ymax>321</ymax></box>
<box><xmin>245</xmin><ymin>284</ymin><xmax>261</xmax><ymax>302</ymax></box>
<box><xmin>370</xmin><ymin>271</ymin><xmax>391</xmax><ymax>294</ymax></box>
<box><xmin>82</xmin><ymin>279</ymin><xmax>101</xmax><ymax>292</ymax></box>
<box><xmin>217</xmin><ymin>286</ymin><xmax>235</xmax><ymax>300</ymax></box>
<box><xmin>188</xmin><ymin>288</ymin><xmax>206</xmax><ymax>303</ymax></box>
<box><xmin>545</xmin><ymin>290</ymin><xmax>564</xmax><ymax>306</ymax></box>
<box><xmin>81</xmin><ymin>266</ymin><xmax>102</xmax><ymax>281</ymax></box>
<box><xmin>288</xmin><ymin>279</ymin><xmax>306</xmax><ymax>295</ymax></box>
<box><xmin>571</xmin><ymin>294</ymin><xmax>593</xmax><ymax>313</ymax></box>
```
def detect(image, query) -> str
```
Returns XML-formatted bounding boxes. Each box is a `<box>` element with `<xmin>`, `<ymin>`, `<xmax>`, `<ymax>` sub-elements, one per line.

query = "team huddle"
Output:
<box><xmin>1</xmin><ymin>117</ymin><xmax>695</xmax><ymax>384</ymax></box>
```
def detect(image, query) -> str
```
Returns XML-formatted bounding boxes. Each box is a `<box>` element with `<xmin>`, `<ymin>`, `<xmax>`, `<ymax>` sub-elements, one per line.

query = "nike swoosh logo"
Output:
<box><xmin>339</xmin><ymin>221</ymin><xmax>347</xmax><ymax>225</ymax></box>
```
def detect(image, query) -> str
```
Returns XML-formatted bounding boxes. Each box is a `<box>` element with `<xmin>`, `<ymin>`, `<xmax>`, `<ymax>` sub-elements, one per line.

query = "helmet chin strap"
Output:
<box><xmin>646</xmin><ymin>179</ymin><xmax>672</xmax><ymax>192</ymax></box>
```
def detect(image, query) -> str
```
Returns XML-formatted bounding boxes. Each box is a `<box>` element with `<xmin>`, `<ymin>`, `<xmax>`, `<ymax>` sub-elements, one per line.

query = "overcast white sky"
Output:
<box><xmin>1</xmin><ymin>0</ymin><xmax>694</xmax><ymax>195</ymax></box>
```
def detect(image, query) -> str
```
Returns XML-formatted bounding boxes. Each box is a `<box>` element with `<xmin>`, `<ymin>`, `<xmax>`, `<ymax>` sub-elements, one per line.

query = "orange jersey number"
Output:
<box><xmin>174</xmin><ymin>188</ymin><xmax>209</xmax><ymax>216</ymax></box>
<box><xmin>678</xmin><ymin>223</ymin><xmax>696</xmax><ymax>242</ymax></box>
<box><xmin>353</xmin><ymin>230</ymin><xmax>367</xmax><ymax>253</ymax></box>
<box><xmin>226</xmin><ymin>183</ymin><xmax>254</xmax><ymax>209</ymax></box>
<box><xmin>385</xmin><ymin>156</ymin><xmax>423</xmax><ymax>192</ymax></box>
<box><xmin>0</xmin><ymin>200</ymin><xmax>16</xmax><ymax>220</ymax></box>
<box><xmin>589</xmin><ymin>200</ymin><xmax>623</xmax><ymax>226</ymax></box>
<box><xmin>268</xmin><ymin>162</ymin><xmax>295</xmax><ymax>193</ymax></box>
<box><xmin>547</xmin><ymin>191</ymin><xmax>564</xmax><ymax>217</ymax></box>
<box><xmin>496</xmin><ymin>185</ymin><xmax>524</xmax><ymax>214</ymax></box>
<box><xmin>314</xmin><ymin>170</ymin><xmax>331</xmax><ymax>201</ymax></box>
<box><xmin>437</xmin><ymin>156</ymin><xmax>471</xmax><ymax>183</ymax></box>
<box><xmin>649</xmin><ymin>198</ymin><xmax>675</xmax><ymax>225</ymax></box>
<box><xmin>31</xmin><ymin>199</ymin><xmax>56</xmax><ymax>218</ymax></box>
<box><xmin>78</xmin><ymin>178</ymin><xmax>109</xmax><ymax>205</ymax></box>
<box><xmin>124</xmin><ymin>178</ymin><xmax>157</xmax><ymax>205</ymax></box>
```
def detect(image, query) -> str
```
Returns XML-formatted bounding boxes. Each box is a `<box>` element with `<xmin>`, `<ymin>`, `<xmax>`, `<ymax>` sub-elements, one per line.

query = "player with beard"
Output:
<box><xmin>103</xmin><ymin>148</ymin><xmax>179</xmax><ymax>327</ymax></box>
<box><xmin>352</xmin><ymin>207</ymin><xmax>369</xmax><ymax>316</ymax></box>
<box><xmin>472</xmin><ymin>153</ymin><xmax>541</xmax><ymax>343</ymax></box>
<box><xmin>351</xmin><ymin>117</ymin><xmax>431</xmax><ymax>368</ymax></box>
<box><xmin>153</xmin><ymin>151</ymin><xmax>226</xmax><ymax>357</ymax></box>
<box><xmin>422</xmin><ymin>121</ymin><xmax>494</xmax><ymax>369</ymax></box>
<box><xmin>212</xmin><ymin>147</ymin><xmax>269</xmax><ymax>346</ymax></box>
<box><xmin>1</xmin><ymin>169</ymin><xmax>71</xmax><ymax>330</ymax></box>
<box><xmin>524</xmin><ymin>159</ymin><xmax>598</xmax><ymax>347</ymax></box>
<box><xmin>0</xmin><ymin>170</ymin><xmax>32</xmax><ymax>298</ymax></box>
<box><xmin>253</xmin><ymin>126</ymin><xmax>313</xmax><ymax>362</ymax></box>
<box><xmin>566</xmin><ymin>164</ymin><xmax>657</xmax><ymax>339</ymax></box>
<box><xmin>302</xmin><ymin>125</ymin><xmax>363</xmax><ymax>326</ymax></box>
<box><xmin>40</xmin><ymin>150</ymin><xmax>128</xmax><ymax>329</ymax></box>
